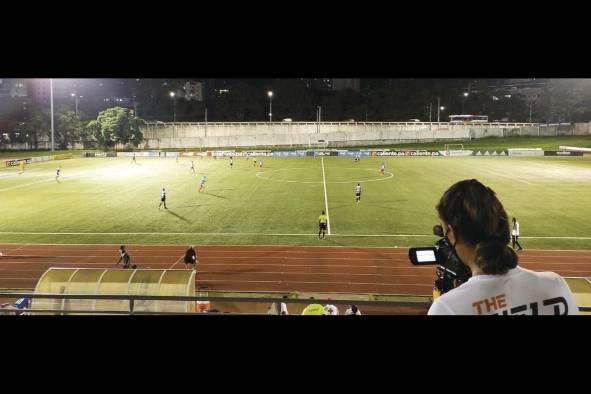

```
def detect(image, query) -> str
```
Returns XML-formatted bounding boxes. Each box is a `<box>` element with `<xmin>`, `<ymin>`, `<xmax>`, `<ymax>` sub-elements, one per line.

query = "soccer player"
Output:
<box><xmin>19</xmin><ymin>161</ymin><xmax>25</xmax><ymax>174</ymax></box>
<box><xmin>199</xmin><ymin>176</ymin><xmax>207</xmax><ymax>192</ymax></box>
<box><xmin>132</xmin><ymin>153</ymin><xmax>136</xmax><ymax>164</ymax></box>
<box><xmin>354</xmin><ymin>183</ymin><xmax>361</xmax><ymax>203</ymax></box>
<box><xmin>184</xmin><ymin>246</ymin><xmax>198</xmax><ymax>271</ymax></box>
<box><xmin>55</xmin><ymin>166</ymin><xmax>61</xmax><ymax>182</ymax></box>
<box><xmin>159</xmin><ymin>187</ymin><xmax>167</xmax><ymax>209</ymax></box>
<box><xmin>259</xmin><ymin>159</ymin><xmax>263</xmax><ymax>168</ymax></box>
<box><xmin>380</xmin><ymin>162</ymin><xmax>385</xmax><ymax>175</ymax></box>
<box><xmin>318</xmin><ymin>210</ymin><xmax>328</xmax><ymax>239</ymax></box>
<box><xmin>512</xmin><ymin>217</ymin><xmax>523</xmax><ymax>251</ymax></box>
<box><xmin>253</xmin><ymin>157</ymin><xmax>257</xmax><ymax>167</ymax></box>
<box><xmin>115</xmin><ymin>245</ymin><xmax>137</xmax><ymax>269</ymax></box>
<box><xmin>190</xmin><ymin>160</ymin><xmax>196</xmax><ymax>174</ymax></box>
<box><xmin>230</xmin><ymin>156</ymin><xmax>233</xmax><ymax>169</ymax></box>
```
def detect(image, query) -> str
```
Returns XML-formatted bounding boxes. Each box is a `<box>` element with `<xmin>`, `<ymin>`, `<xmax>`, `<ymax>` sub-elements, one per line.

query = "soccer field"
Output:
<box><xmin>1</xmin><ymin>154</ymin><xmax>591</xmax><ymax>249</ymax></box>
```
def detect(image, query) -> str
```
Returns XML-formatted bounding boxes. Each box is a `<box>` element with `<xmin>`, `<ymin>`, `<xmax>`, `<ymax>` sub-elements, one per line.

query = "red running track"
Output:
<box><xmin>1</xmin><ymin>244</ymin><xmax>591</xmax><ymax>296</ymax></box>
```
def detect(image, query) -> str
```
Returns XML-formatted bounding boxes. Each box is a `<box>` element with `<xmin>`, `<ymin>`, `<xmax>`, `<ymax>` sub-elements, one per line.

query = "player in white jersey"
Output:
<box><xmin>354</xmin><ymin>183</ymin><xmax>361</xmax><ymax>203</ymax></box>
<box><xmin>428</xmin><ymin>179</ymin><xmax>577</xmax><ymax>315</ymax></box>
<box><xmin>55</xmin><ymin>166</ymin><xmax>61</xmax><ymax>182</ymax></box>
<box><xmin>158</xmin><ymin>187</ymin><xmax>167</xmax><ymax>209</ymax></box>
<box><xmin>511</xmin><ymin>217</ymin><xmax>523</xmax><ymax>251</ymax></box>
<box><xmin>190</xmin><ymin>160</ymin><xmax>196</xmax><ymax>174</ymax></box>
<box><xmin>380</xmin><ymin>162</ymin><xmax>385</xmax><ymax>175</ymax></box>
<box><xmin>199</xmin><ymin>176</ymin><xmax>207</xmax><ymax>192</ymax></box>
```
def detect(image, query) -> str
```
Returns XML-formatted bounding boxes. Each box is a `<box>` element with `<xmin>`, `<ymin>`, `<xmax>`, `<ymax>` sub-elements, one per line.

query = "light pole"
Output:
<box><xmin>50</xmin><ymin>78</ymin><xmax>54</xmax><ymax>151</ymax></box>
<box><xmin>462</xmin><ymin>92</ymin><xmax>469</xmax><ymax>114</ymax></box>
<box><xmin>428</xmin><ymin>102</ymin><xmax>433</xmax><ymax>122</ymax></box>
<box><xmin>437</xmin><ymin>97</ymin><xmax>441</xmax><ymax>122</ymax></box>
<box><xmin>169</xmin><ymin>91</ymin><xmax>176</xmax><ymax>122</ymax></box>
<box><xmin>267</xmin><ymin>91</ymin><xmax>273</xmax><ymax>122</ymax></box>
<box><xmin>316</xmin><ymin>106</ymin><xmax>321</xmax><ymax>133</ymax></box>
<box><xmin>71</xmin><ymin>93</ymin><xmax>82</xmax><ymax>117</ymax></box>
<box><xmin>439</xmin><ymin>105</ymin><xmax>445</xmax><ymax>122</ymax></box>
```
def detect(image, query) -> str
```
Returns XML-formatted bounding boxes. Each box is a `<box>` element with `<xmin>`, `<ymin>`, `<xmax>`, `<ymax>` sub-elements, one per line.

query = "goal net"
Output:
<box><xmin>444</xmin><ymin>144</ymin><xmax>464</xmax><ymax>152</ymax></box>
<box><xmin>313</xmin><ymin>139</ymin><xmax>329</xmax><ymax>150</ymax></box>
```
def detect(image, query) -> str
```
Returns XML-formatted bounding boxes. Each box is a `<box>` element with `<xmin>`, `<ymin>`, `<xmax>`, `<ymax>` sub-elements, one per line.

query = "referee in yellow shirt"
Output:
<box><xmin>318</xmin><ymin>210</ymin><xmax>328</xmax><ymax>239</ymax></box>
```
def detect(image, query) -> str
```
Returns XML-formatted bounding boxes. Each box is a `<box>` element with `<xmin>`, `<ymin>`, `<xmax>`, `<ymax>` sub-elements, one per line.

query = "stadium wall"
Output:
<box><xmin>139</xmin><ymin>122</ymin><xmax>557</xmax><ymax>149</ymax></box>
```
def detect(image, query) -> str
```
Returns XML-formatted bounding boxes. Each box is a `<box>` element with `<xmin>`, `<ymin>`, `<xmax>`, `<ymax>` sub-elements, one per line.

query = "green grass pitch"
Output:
<box><xmin>1</xmin><ymin>152</ymin><xmax>591</xmax><ymax>249</ymax></box>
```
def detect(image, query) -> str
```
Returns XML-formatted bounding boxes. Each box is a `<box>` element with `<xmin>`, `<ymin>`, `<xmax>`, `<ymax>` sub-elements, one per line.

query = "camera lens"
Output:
<box><xmin>433</xmin><ymin>224</ymin><xmax>444</xmax><ymax>237</ymax></box>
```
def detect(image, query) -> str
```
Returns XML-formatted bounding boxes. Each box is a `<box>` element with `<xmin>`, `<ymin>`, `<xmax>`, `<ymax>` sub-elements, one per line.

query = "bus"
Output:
<box><xmin>449</xmin><ymin>114</ymin><xmax>489</xmax><ymax>123</ymax></box>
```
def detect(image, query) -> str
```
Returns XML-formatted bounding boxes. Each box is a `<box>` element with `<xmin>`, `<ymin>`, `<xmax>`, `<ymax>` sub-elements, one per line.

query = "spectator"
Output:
<box><xmin>268</xmin><ymin>296</ymin><xmax>289</xmax><ymax>315</ymax></box>
<box><xmin>345</xmin><ymin>305</ymin><xmax>362</xmax><ymax>315</ymax></box>
<box><xmin>428</xmin><ymin>179</ymin><xmax>578</xmax><ymax>315</ymax></box>
<box><xmin>302</xmin><ymin>297</ymin><xmax>325</xmax><ymax>315</ymax></box>
<box><xmin>324</xmin><ymin>300</ymin><xmax>339</xmax><ymax>315</ymax></box>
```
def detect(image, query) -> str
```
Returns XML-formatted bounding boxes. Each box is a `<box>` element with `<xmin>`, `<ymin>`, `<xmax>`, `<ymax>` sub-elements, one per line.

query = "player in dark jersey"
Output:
<box><xmin>184</xmin><ymin>246</ymin><xmax>198</xmax><ymax>270</ymax></box>
<box><xmin>355</xmin><ymin>183</ymin><xmax>361</xmax><ymax>203</ymax></box>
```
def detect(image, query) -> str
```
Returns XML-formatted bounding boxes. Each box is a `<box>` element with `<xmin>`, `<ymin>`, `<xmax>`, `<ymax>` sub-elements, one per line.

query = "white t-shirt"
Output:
<box><xmin>428</xmin><ymin>266</ymin><xmax>578</xmax><ymax>315</ymax></box>
<box><xmin>280</xmin><ymin>302</ymin><xmax>288</xmax><ymax>315</ymax></box>
<box><xmin>345</xmin><ymin>307</ymin><xmax>362</xmax><ymax>315</ymax></box>
<box><xmin>324</xmin><ymin>304</ymin><xmax>339</xmax><ymax>315</ymax></box>
<box><xmin>512</xmin><ymin>221</ymin><xmax>520</xmax><ymax>236</ymax></box>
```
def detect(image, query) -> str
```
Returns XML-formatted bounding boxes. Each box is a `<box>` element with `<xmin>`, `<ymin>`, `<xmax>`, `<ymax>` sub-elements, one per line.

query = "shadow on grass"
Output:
<box><xmin>166</xmin><ymin>209</ymin><xmax>191</xmax><ymax>223</ymax></box>
<box><xmin>174</xmin><ymin>204</ymin><xmax>208</xmax><ymax>209</ymax></box>
<box><xmin>203</xmin><ymin>192</ymin><xmax>228</xmax><ymax>199</ymax></box>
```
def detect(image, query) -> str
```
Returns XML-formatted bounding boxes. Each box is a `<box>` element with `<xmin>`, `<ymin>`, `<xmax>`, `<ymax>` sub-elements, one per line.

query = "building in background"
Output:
<box><xmin>332</xmin><ymin>78</ymin><xmax>360</xmax><ymax>92</ymax></box>
<box><xmin>181</xmin><ymin>81</ymin><xmax>203</xmax><ymax>101</ymax></box>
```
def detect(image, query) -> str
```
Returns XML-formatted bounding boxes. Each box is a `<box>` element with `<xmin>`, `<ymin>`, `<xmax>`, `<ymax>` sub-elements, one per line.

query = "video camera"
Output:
<box><xmin>408</xmin><ymin>225</ymin><xmax>472</xmax><ymax>298</ymax></box>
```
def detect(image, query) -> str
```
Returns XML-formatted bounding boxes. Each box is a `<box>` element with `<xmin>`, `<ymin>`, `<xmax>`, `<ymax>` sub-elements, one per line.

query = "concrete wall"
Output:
<box><xmin>140</xmin><ymin>122</ymin><xmax>555</xmax><ymax>149</ymax></box>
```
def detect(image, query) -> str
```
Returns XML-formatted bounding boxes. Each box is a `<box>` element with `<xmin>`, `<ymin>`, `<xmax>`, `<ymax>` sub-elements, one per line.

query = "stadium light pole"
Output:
<box><xmin>71</xmin><ymin>93</ymin><xmax>82</xmax><ymax>117</ymax></box>
<box><xmin>462</xmin><ymin>92</ymin><xmax>469</xmax><ymax>114</ymax></box>
<box><xmin>50</xmin><ymin>78</ymin><xmax>54</xmax><ymax>151</ymax></box>
<box><xmin>437</xmin><ymin>97</ymin><xmax>441</xmax><ymax>122</ymax></box>
<box><xmin>316</xmin><ymin>106</ymin><xmax>322</xmax><ymax>133</ymax></box>
<box><xmin>439</xmin><ymin>106</ymin><xmax>445</xmax><ymax>122</ymax></box>
<box><xmin>169</xmin><ymin>91</ymin><xmax>176</xmax><ymax>122</ymax></box>
<box><xmin>268</xmin><ymin>91</ymin><xmax>273</xmax><ymax>122</ymax></box>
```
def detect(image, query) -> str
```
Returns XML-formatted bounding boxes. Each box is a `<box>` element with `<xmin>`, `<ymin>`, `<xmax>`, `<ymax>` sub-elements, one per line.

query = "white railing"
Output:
<box><xmin>144</xmin><ymin>121</ymin><xmax>539</xmax><ymax>127</ymax></box>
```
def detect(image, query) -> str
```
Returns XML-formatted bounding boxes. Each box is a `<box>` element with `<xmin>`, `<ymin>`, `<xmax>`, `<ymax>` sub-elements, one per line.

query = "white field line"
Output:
<box><xmin>321</xmin><ymin>156</ymin><xmax>331</xmax><ymax>235</ymax></box>
<box><xmin>2</xmin><ymin>231</ymin><xmax>591</xmax><ymax>240</ymax></box>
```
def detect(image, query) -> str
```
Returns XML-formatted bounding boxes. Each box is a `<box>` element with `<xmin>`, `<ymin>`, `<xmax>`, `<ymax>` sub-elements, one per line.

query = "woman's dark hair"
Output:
<box><xmin>351</xmin><ymin>305</ymin><xmax>358</xmax><ymax>314</ymax></box>
<box><xmin>436</xmin><ymin>179</ymin><xmax>518</xmax><ymax>275</ymax></box>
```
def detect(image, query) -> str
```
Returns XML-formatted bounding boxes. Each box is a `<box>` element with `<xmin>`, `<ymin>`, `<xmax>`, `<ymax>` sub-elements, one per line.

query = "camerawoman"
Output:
<box><xmin>409</xmin><ymin>179</ymin><xmax>577</xmax><ymax>315</ymax></box>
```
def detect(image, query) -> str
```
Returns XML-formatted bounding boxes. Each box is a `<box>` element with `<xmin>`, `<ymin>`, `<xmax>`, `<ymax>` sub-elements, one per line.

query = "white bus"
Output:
<box><xmin>449</xmin><ymin>114</ymin><xmax>489</xmax><ymax>123</ymax></box>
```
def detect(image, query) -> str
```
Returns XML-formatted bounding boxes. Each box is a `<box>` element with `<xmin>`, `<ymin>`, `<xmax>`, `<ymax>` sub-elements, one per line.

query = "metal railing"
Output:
<box><xmin>0</xmin><ymin>292</ymin><xmax>431</xmax><ymax>315</ymax></box>
<box><xmin>1</xmin><ymin>292</ymin><xmax>588</xmax><ymax>314</ymax></box>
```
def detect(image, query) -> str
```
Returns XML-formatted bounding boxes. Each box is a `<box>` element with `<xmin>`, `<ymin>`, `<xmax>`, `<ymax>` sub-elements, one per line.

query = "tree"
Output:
<box><xmin>87</xmin><ymin>107</ymin><xmax>144</xmax><ymax>149</ymax></box>
<box><xmin>55</xmin><ymin>106</ymin><xmax>84</xmax><ymax>149</ymax></box>
<box><xmin>22</xmin><ymin>105</ymin><xmax>50</xmax><ymax>150</ymax></box>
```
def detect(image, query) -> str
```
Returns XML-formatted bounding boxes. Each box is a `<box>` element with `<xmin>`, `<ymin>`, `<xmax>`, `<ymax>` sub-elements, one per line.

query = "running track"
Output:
<box><xmin>1</xmin><ymin>244</ymin><xmax>591</xmax><ymax>296</ymax></box>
